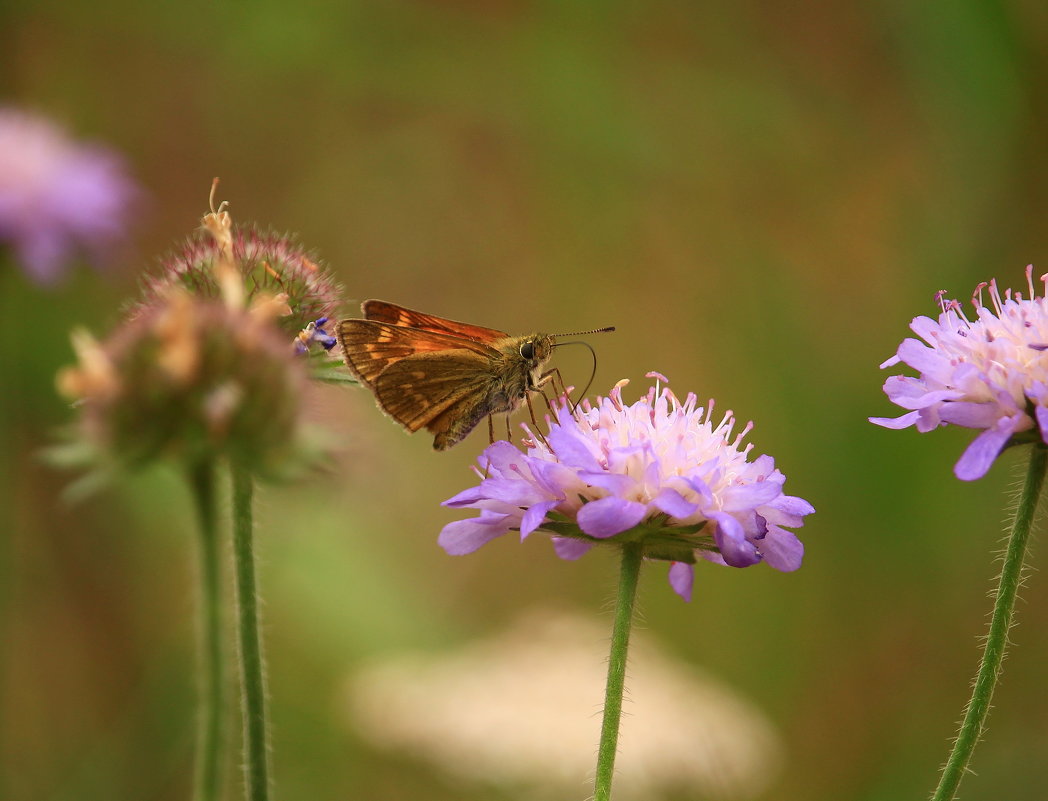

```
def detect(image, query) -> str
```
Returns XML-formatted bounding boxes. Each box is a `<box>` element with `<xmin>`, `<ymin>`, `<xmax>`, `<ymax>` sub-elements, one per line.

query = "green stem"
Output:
<box><xmin>189</xmin><ymin>459</ymin><xmax>225</xmax><ymax>801</ymax></box>
<box><xmin>593</xmin><ymin>542</ymin><xmax>643</xmax><ymax>801</ymax></box>
<box><xmin>231</xmin><ymin>465</ymin><xmax>271</xmax><ymax>801</ymax></box>
<box><xmin>931</xmin><ymin>445</ymin><xmax>1048</xmax><ymax>801</ymax></box>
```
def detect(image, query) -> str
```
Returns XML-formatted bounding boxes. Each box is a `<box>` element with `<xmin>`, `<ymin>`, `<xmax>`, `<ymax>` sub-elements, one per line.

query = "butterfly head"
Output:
<box><xmin>519</xmin><ymin>335</ymin><xmax>555</xmax><ymax>367</ymax></box>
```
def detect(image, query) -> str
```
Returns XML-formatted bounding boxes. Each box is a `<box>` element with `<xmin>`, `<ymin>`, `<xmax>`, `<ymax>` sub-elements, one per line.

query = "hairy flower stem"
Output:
<box><xmin>231</xmin><ymin>465</ymin><xmax>271</xmax><ymax>801</ymax></box>
<box><xmin>931</xmin><ymin>445</ymin><xmax>1048</xmax><ymax>801</ymax></box>
<box><xmin>189</xmin><ymin>459</ymin><xmax>225</xmax><ymax>801</ymax></box>
<box><xmin>594</xmin><ymin>542</ymin><xmax>643</xmax><ymax>801</ymax></box>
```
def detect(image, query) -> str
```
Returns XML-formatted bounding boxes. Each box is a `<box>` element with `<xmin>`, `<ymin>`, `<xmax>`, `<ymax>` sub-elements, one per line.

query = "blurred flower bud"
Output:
<box><xmin>58</xmin><ymin>287</ymin><xmax>311</xmax><ymax>476</ymax></box>
<box><xmin>139</xmin><ymin>222</ymin><xmax>342</xmax><ymax>337</ymax></box>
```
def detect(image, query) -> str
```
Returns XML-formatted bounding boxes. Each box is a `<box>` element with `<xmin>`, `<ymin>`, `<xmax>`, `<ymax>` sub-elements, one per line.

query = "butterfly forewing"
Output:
<box><xmin>337</xmin><ymin>318</ymin><xmax>500</xmax><ymax>387</ymax></box>
<box><xmin>362</xmin><ymin>300</ymin><xmax>509</xmax><ymax>343</ymax></box>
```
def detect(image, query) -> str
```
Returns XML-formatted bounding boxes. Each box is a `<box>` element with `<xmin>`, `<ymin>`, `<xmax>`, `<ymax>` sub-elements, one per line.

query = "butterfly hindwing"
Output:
<box><xmin>372</xmin><ymin>352</ymin><xmax>493</xmax><ymax>433</ymax></box>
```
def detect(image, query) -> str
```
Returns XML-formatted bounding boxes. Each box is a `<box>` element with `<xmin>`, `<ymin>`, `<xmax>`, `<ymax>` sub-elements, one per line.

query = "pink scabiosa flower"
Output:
<box><xmin>439</xmin><ymin>374</ymin><xmax>813</xmax><ymax>601</ymax></box>
<box><xmin>871</xmin><ymin>265</ymin><xmax>1048</xmax><ymax>481</ymax></box>
<box><xmin>0</xmin><ymin>107</ymin><xmax>138</xmax><ymax>284</ymax></box>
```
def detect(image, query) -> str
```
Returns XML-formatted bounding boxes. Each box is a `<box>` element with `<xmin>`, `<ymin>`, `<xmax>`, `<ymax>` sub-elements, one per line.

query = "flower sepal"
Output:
<box><xmin>536</xmin><ymin>513</ymin><xmax>710</xmax><ymax>564</ymax></box>
<box><xmin>612</xmin><ymin>519</ymin><xmax>710</xmax><ymax>563</ymax></box>
<box><xmin>533</xmin><ymin>520</ymin><xmax>601</xmax><ymax>541</ymax></box>
<box><xmin>41</xmin><ymin>430</ymin><xmax>119</xmax><ymax>501</ymax></box>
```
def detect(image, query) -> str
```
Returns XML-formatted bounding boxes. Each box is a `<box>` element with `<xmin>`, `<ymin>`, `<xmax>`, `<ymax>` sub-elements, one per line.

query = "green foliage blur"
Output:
<box><xmin>4</xmin><ymin>1</ymin><xmax>1048</xmax><ymax>799</ymax></box>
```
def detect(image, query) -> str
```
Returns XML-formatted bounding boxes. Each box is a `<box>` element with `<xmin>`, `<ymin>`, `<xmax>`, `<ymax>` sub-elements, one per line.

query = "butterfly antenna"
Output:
<box><xmin>550</xmin><ymin>325</ymin><xmax>615</xmax><ymax>338</ymax></box>
<box><xmin>552</xmin><ymin>340</ymin><xmax>600</xmax><ymax>411</ymax></box>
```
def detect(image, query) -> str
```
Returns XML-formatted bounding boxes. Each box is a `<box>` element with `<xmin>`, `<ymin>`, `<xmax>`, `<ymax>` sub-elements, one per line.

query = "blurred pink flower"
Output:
<box><xmin>0</xmin><ymin>107</ymin><xmax>139</xmax><ymax>284</ymax></box>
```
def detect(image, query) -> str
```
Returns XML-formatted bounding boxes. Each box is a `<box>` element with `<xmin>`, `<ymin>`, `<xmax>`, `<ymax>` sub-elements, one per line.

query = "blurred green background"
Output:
<box><xmin>4</xmin><ymin>1</ymin><xmax>1048</xmax><ymax>799</ymax></box>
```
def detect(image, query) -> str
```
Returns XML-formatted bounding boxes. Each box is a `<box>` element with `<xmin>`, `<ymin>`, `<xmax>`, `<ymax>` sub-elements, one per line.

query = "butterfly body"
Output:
<box><xmin>337</xmin><ymin>300</ymin><xmax>556</xmax><ymax>450</ymax></box>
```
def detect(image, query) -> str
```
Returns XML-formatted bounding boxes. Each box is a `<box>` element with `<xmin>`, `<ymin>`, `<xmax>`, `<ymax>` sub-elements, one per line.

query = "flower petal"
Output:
<box><xmin>760</xmin><ymin>526</ymin><xmax>804</xmax><ymax>571</ymax></box>
<box><xmin>576</xmin><ymin>470</ymin><xmax>637</xmax><ymax>496</ymax></box>
<box><xmin>528</xmin><ymin>459</ymin><xmax>576</xmax><ymax>497</ymax></box>
<box><xmin>667</xmin><ymin>562</ymin><xmax>694</xmax><ymax>602</ymax></box>
<box><xmin>479</xmin><ymin>440</ymin><xmax>531</xmax><ymax>477</ymax></box>
<box><xmin>939</xmin><ymin>402</ymin><xmax>1006</xmax><ymax>429</ymax></box>
<box><xmin>709</xmin><ymin>512</ymin><xmax>760</xmax><ymax>567</ymax></box>
<box><xmin>721</xmin><ymin>480</ymin><xmax>782</xmax><ymax>512</ymax></box>
<box><xmin>700</xmin><ymin>550</ymin><xmax>728</xmax><ymax>566</ymax></box>
<box><xmin>881</xmin><ymin>375</ymin><xmax>962</xmax><ymax>410</ymax></box>
<box><xmin>769</xmin><ymin>494</ymin><xmax>816</xmax><ymax>519</ymax></box>
<box><xmin>896</xmin><ymin>337</ymin><xmax>950</xmax><ymax>378</ymax></box>
<box><xmin>520</xmin><ymin>500</ymin><xmax>560</xmax><ymax>539</ymax></box>
<box><xmin>650</xmin><ymin>487</ymin><xmax>699</xmax><ymax>519</ymax></box>
<box><xmin>953</xmin><ymin>422</ymin><xmax>1015</xmax><ymax>481</ymax></box>
<box><xmin>442</xmin><ymin>485</ymin><xmax>491</xmax><ymax>508</ymax></box>
<box><xmin>1037</xmin><ymin>404</ymin><xmax>1048</xmax><ymax>444</ymax></box>
<box><xmin>869</xmin><ymin>411</ymin><xmax>920</xmax><ymax>429</ymax></box>
<box><xmin>546</xmin><ymin>424</ymin><xmax>602</xmax><ymax>472</ymax></box>
<box><xmin>473</xmin><ymin>477</ymin><xmax>547</xmax><ymax>507</ymax></box>
<box><xmin>552</xmin><ymin>537</ymin><xmax>595</xmax><ymax>560</ymax></box>
<box><xmin>438</xmin><ymin>512</ymin><xmax>512</xmax><ymax>555</ymax></box>
<box><xmin>576</xmin><ymin>496</ymin><xmax>648</xmax><ymax>538</ymax></box>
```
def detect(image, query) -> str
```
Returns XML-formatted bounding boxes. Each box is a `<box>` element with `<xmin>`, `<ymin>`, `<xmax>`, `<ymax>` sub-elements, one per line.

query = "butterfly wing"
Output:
<box><xmin>362</xmin><ymin>300</ymin><xmax>509</xmax><ymax>344</ymax></box>
<box><xmin>337</xmin><ymin>318</ymin><xmax>501</xmax><ymax>387</ymax></box>
<box><xmin>371</xmin><ymin>352</ymin><xmax>495</xmax><ymax>449</ymax></box>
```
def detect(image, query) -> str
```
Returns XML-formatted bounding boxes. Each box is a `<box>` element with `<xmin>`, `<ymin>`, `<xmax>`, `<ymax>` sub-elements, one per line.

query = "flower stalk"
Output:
<box><xmin>931</xmin><ymin>445</ymin><xmax>1047</xmax><ymax>801</ymax></box>
<box><xmin>593</xmin><ymin>542</ymin><xmax>643</xmax><ymax>801</ymax></box>
<box><xmin>231</xmin><ymin>464</ymin><xmax>272</xmax><ymax>801</ymax></box>
<box><xmin>189</xmin><ymin>458</ymin><xmax>225</xmax><ymax>801</ymax></box>
<box><xmin>53</xmin><ymin>184</ymin><xmax>339</xmax><ymax>801</ymax></box>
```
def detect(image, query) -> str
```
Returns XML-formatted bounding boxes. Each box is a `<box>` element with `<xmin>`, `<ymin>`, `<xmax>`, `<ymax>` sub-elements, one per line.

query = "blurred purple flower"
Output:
<box><xmin>871</xmin><ymin>266</ymin><xmax>1048</xmax><ymax>481</ymax></box>
<box><xmin>0</xmin><ymin>107</ymin><xmax>138</xmax><ymax>284</ymax></box>
<box><xmin>439</xmin><ymin>374</ymin><xmax>813</xmax><ymax>601</ymax></box>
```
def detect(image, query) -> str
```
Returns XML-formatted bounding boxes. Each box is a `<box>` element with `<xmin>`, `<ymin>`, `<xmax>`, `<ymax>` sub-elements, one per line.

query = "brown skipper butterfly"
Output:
<box><xmin>336</xmin><ymin>300</ymin><xmax>613</xmax><ymax>450</ymax></box>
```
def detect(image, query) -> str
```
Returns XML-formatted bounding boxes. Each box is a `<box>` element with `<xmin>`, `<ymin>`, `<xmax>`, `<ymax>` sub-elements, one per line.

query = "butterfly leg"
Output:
<box><xmin>538</xmin><ymin>383</ymin><xmax>557</xmax><ymax>415</ymax></box>
<box><xmin>481</xmin><ymin>418</ymin><xmax>494</xmax><ymax>478</ymax></box>
<box><xmin>548</xmin><ymin>367</ymin><xmax>570</xmax><ymax>400</ymax></box>
<box><xmin>528</xmin><ymin>372</ymin><xmax>559</xmax><ymax>422</ymax></box>
<box><xmin>537</xmin><ymin>368</ymin><xmax>572</xmax><ymax>414</ymax></box>
<box><xmin>524</xmin><ymin>391</ymin><xmax>552</xmax><ymax>449</ymax></box>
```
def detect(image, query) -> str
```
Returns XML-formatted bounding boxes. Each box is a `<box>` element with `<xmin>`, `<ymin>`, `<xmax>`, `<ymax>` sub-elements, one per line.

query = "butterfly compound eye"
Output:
<box><xmin>519</xmin><ymin>341</ymin><xmax>535</xmax><ymax>360</ymax></box>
